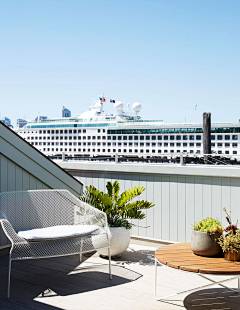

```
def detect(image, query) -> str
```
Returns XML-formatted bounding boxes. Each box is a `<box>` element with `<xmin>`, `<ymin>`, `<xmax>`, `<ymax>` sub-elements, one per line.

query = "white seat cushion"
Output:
<box><xmin>18</xmin><ymin>225</ymin><xmax>100</xmax><ymax>241</ymax></box>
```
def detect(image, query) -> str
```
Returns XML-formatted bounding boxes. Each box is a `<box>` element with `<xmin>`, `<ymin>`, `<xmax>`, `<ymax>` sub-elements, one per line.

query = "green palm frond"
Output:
<box><xmin>124</xmin><ymin>200</ymin><xmax>155</xmax><ymax>210</ymax></box>
<box><xmin>80</xmin><ymin>185</ymin><xmax>112</xmax><ymax>213</ymax></box>
<box><xmin>80</xmin><ymin>181</ymin><xmax>154</xmax><ymax>229</ymax></box>
<box><xmin>80</xmin><ymin>194</ymin><xmax>102</xmax><ymax>210</ymax></box>
<box><xmin>120</xmin><ymin>200</ymin><xmax>154</xmax><ymax>219</ymax></box>
<box><xmin>124</xmin><ymin>209</ymin><xmax>146</xmax><ymax>220</ymax></box>
<box><xmin>106</xmin><ymin>180</ymin><xmax>120</xmax><ymax>198</ymax></box>
<box><xmin>117</xmin><ymin>186</ymin><xmax>145</xmax><ymax>207</ymax></box>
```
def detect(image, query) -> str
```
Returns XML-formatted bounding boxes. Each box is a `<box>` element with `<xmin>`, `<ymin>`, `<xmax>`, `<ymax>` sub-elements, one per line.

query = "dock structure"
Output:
<box><xmin>203</xmin><ymin>112</ymin><xmax>211</xmax><ymax>162</ymax></box>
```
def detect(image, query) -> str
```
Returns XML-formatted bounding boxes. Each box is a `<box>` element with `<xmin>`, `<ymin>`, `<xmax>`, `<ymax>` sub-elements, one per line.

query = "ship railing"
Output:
<box><xmin>50</xmin><ymin>152</ymin><xmax>240</xmax><ymax>167</ymax></box>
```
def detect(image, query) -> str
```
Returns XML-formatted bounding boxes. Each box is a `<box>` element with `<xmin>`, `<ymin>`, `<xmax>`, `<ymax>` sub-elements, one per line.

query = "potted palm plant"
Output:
<box><xmin>80</xmin><ymin>180</ymin><xmax>154</xmax><ymax>257</ymax></box>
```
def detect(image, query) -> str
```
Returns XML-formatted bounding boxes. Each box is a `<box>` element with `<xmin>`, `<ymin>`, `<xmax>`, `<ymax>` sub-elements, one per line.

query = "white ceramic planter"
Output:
<box><xmin>94</xmin><ymin>227</ymin><xmax>130</xmax><ymax>257</ymax></box>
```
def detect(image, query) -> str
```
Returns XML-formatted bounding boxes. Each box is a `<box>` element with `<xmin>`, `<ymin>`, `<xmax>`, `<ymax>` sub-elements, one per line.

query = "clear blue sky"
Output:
<box><xmin>1</xmin><ymin>0</ymin><xmax>240</xmax><ymax>126</ymax></box>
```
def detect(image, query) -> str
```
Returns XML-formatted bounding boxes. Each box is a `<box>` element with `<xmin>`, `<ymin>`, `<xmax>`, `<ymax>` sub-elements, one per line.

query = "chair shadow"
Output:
<box><xmin>109</xmin><ymin>247</ymin><xmax>156</xmax><ymax>266</ymax></box>
<box><xmin>183</xmin><ymin>287</ymin><xmax>240</xmax><ymax>310</ymax></box>
<box><xmin>0</xmin><ymin>252</ymin><xmax>141</xmax><ymax>309</ymax></box>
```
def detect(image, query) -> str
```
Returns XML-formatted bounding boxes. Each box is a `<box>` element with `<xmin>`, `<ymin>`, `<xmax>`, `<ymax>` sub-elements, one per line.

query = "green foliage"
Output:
<box><xmin>80</xmin><ymin>180</ymin><xmax>155</xmax><ymax>229</ymax></box>
<box><xmin>194</xmin><ymin>217</ymin><xmax>224</xmax><ymax>234</ymax></box>
<box><xmin>218</xmin><ymin>230</ymin><xmax>240</xmax><ymax>252</ymax></box>
<box><xmin>218</xmin><ymin>208</ymin><xmax>240</xmax><ymax>252</ymax></box>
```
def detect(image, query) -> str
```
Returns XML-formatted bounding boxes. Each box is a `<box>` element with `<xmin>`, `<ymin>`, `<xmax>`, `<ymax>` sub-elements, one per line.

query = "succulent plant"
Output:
<box><xmin>194</xmin><ymin>217</ymin><xmax>224</xmax><ymax>234</ymax></box>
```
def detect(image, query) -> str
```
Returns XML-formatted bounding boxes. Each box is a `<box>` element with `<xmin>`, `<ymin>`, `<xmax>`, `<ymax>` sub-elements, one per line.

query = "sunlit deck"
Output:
<box><xmin>1</xmin><ymin>241</ymin><xmax>240</xmax><ymax>310</ymax></box>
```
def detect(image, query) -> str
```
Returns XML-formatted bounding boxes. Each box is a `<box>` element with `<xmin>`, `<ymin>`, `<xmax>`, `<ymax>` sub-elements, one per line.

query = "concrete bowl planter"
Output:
<box><xmin>93</xmin><ymin>227</ymin><xmax>131</xmax><ymax>258</ymax></box>
<box><xmin>190</xmin><ymin>230</ymin><xmax>222</xmax><ymax>256</ymax></box>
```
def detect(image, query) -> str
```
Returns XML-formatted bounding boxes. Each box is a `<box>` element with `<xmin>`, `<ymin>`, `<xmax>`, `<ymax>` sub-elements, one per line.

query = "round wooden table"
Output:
<box><xmin>155</xmin><ymin>242</ymin><xmax>240</xmax><ymax>301</ymax></box>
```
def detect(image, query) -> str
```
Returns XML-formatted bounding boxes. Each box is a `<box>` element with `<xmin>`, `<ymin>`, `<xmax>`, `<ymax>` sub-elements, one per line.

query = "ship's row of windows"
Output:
<box><xmin>22</xmin><ymin>129</ymin><xmax>84</xmax><ymax>134</ymax></box>
<box><xmin>28</xmin><ymin>137</ymin><xmax>239</xmax><ymax>146</ymax></box>
<box><xmin>107</xmin><ymin>135</ymin><xmax>238</xmax><ymax>141</ymax></box>
<box><xmin>27</xmin><ymin>136</ymin><xmax>84</xmax><ymax>140</ymax></box>
<box><xmin>107</xmin><ymin>135</ymin><xmax>203</xmax><ymax>140</ymax></box>
<box><xmin>41</xmin><ymin>148</ymin><xmax>238</xmax><ymax>155</ymax></box>
<box><xmin>21</xmin><ymin>129</ymin><xmax>106</xmax><ymax>134</ymax></box>
<box><xmin>27</xmin><ymin>136</ymin><xmax>110</xmax><ymax>140</ymax></box>
<box><xmin>211</xmin><ymin>135</ymin><xmax>238</xmax><ymax>140</ymax></box>
<box><xmin>211</xmin><ymin>143</ymin><xmax>238</xmax><ymax>147</ymax></box>
<box><xmin>108</xmin><ymin>127</ymin><xmax>240</xmax><ymax>135</ymax></box>
<box><xmin>32</xmin><ymin>142</ymin><xmax>202</xmax><ymax>147</ymax></box>
<box><xmin>25</xmin><ymin>134</ymin><xmax>239</xmax><ymax>142</ymax></box>
<box><xmin>33</xmin><ymin>142</ymin><xmax>202</xmax><ymax>147</ymax></box>
<box><xmin>42</xmin><ymin>148</ymin><xmax>198</xmax><ymax>153</ymax></box>
<box><xmin>32</xmin><ymin>142</ymin><xmax>79</xmax><ymax>146</ymax></box>
<box><xmin>32</xmin><ymin>141</ymin><xmax>239</xmax><ymax>148</ymax></box>
<box><xmin>27</xmin><ymin>135</ymin><xmax>202</xmax><ymax>141</ymax></box>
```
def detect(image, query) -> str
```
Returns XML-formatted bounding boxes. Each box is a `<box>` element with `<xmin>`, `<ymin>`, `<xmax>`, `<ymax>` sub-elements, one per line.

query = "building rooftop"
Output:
<box><xmin>0</xmin><ymin>121</ymin><xmax>83</xmax><ymax>196</ymax></box>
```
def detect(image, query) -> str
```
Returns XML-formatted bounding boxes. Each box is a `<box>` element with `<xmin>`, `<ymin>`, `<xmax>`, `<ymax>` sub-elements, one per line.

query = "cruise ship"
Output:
<box><xmin>15</xmin><ymin>95</ymin><xmax>240</xmax><ymax>157</ymax></box>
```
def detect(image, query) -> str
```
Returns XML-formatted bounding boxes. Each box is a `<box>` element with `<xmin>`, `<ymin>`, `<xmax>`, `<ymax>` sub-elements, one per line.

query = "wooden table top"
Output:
<box><xmin>156</xmin><ymin>242</ymin><xmax>240</xmax><ymax>275</ymax></box>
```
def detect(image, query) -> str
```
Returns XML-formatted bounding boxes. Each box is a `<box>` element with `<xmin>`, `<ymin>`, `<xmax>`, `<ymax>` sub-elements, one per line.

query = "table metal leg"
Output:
<box><xmin>198</xmin><ymin>273</ymin><xmax>239</xmax><ymax>293</ymax></box>
<box><xmin>154</xmin><ymin>259</ymin><xmax>240</xmax><ymax>301</ymax></box>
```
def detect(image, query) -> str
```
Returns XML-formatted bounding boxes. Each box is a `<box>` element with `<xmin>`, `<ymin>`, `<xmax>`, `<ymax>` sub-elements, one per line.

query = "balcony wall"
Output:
<box><xmin>59</xmin><ymin>161</ymin><xmax>240</xmax><ymax>243</ymax></box>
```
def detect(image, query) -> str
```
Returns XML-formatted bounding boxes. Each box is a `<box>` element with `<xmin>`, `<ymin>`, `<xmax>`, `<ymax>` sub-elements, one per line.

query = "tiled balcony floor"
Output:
<box><xmin>0</xmin><ymin>242</ymin><xmax>240</xmax><ymax>310</ymax></box>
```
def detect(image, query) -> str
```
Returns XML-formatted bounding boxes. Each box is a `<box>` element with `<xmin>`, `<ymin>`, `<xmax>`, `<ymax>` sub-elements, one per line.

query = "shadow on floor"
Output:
<box><xmin>0</xmin><ymin>297</ymin><xmax>60</xmax><ymax>310</ymax></box>
<box><xmin>183</xmin><ymin>288</ymin><xmax>240</xmax><ymax>310</ymax></box>
<box><xmin>109</xmin><ymin>247</ymin><xmax>155</xmax><ymax>266</ymax></box>
<box><xmin>0</xmin><ymin>253</ymin><xmax>141</xmax><ymax>310</ymax></box>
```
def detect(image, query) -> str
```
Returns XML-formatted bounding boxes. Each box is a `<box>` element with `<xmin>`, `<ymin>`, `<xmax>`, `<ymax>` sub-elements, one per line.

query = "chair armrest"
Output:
<box><xmin>0</xmin><ymin>219</ymin><xmax>26</xmax><ymax>245</ymax></box>
<box><xmin>78</xmin><ymin>203</ymin><xmax>108</xmax><ymax>228</ymax></box>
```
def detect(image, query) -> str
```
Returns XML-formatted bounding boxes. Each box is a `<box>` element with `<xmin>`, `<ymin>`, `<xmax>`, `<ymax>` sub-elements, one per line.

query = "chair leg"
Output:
<box><xmin>7</xmin><ymin>254</ymin><xmax>11</xmax><ymax>299</ymax></box>
<box><xmin>80</xmin><ymin>239</ymin><xmax>83</xmax><ymax>262</ymax></box>
<box><xmin>108</xmin><ymin>246</ymin><xmax>112</xmax><ymax>280</ymax></box>
<box><xmin>154</xmin><ymin>258</ymin><xmax>157</xmax><ymax>299</ymax></box>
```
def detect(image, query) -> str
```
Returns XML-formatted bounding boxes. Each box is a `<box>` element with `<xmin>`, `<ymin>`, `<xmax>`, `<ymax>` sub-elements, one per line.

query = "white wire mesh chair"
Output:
<box><xmin>0</xmin><ymin>189</ymin><xmax>112</xmax><ymax>298</ymax></box>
